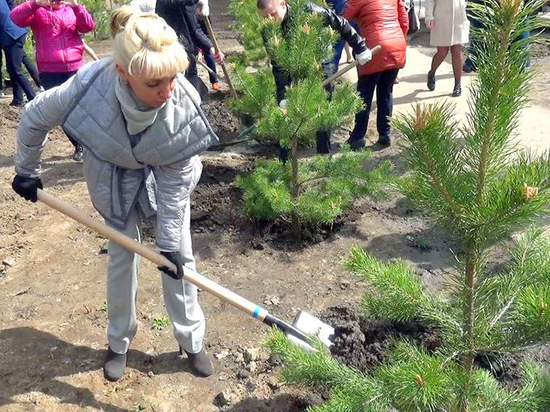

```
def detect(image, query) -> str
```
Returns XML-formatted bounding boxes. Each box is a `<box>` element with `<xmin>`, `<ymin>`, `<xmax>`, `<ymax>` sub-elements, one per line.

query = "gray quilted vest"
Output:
<box><xmin>62</xmin><ymin>59</ymin><xmax>218</xmax><ymax>228</ymax></box>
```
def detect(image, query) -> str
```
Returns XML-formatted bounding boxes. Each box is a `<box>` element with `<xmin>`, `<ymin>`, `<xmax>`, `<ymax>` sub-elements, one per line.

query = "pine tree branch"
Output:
<box><xmin>489</xmin><ymin>295</ymin><xmax>516</xmax><ymax>328</ymax></box>
<box><xmin>419</xmin><ymin>142</ymin><xmax>464</xmax><ymax>218</ymax></box>
<box><xmin>234</xmin><ymin>68</ymin><xmax>272</xmax><ymax>120</ymax></box>
<box><xmin>476</xmin><ymin>43</ymin><xmax>508</xmax><ymax>200</ymax></box>
<box><xmin>297</xmin><ymin>173</ymin><xmax>329</xmax><ymax>189</ymax></box>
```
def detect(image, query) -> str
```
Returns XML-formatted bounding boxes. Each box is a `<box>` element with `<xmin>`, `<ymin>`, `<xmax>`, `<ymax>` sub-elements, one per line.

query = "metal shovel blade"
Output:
<box><xmin>288</xmin><ymin>311</ymin><xmax>335</xmax><ymax>351</ymax></box>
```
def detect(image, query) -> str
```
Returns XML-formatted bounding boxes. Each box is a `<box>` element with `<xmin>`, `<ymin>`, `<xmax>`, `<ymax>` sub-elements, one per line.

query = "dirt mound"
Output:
<box><xmin>202</xmin><ymin>92</ymin><xmax>242</xmax><ymax>144</ymax></box>
<box><xmin>225</xmin><ymin>395</ymin><xmax>312</xmax><ymax>412</ymax></box>
<box><xmin>322</xmin><ymin>306</ymin><xmax>443</xmax><ymax>372</ymax></box>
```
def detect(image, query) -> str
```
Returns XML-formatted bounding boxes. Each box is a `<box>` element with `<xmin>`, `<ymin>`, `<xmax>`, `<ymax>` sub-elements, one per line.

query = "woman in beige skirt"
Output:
<box><xmin>425</xmin><ymin>0</ymin><xmax>469</xmax><ymax>96</ymax></box>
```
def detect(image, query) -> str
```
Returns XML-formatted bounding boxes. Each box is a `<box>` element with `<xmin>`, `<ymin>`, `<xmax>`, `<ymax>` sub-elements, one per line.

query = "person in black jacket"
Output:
<box><xmin>258</xmin><ymin>0</ymin><xmax>372</xmax><ymax>157</ymax></box>
<box><xmin>155</xmin><ymin>0</ymin><xmax>223</xmax><ymax>94</ymax></box>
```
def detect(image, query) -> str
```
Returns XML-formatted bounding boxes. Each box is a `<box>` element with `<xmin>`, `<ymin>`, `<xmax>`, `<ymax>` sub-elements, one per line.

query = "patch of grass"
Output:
<box><xmin>411</xmin><ymin>235</ymin><xmax>432</xmax><ymax>252</ymax></box>
<box><xmin>151</xmin><ymin>316</ymin><xmax>170</xmax><ymax>330</ymax></box>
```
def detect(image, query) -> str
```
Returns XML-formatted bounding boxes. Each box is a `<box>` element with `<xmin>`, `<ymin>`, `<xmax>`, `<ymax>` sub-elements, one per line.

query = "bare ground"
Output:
<box><xmin>2</xmin><ymin>2</ymin><xmax>550</xmax><ymax>412</ymax></box>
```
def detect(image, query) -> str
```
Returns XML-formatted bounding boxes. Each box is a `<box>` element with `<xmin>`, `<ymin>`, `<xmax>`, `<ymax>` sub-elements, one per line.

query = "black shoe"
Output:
<box><xmin>346</xmin><ymin>138</ymin><xmax>366</xmax><ymax>151</ymax></box>
<box><xmin>104</xmin><ymin>348</ymin><xmax>127</xmax><ymax>382</ymax></box>
<box><xmin>180</xmin><ymin>346</ymin><xmax>214</xmax><ymax>377</ymax></box>
<box><xmin>427</xmin><ymin>71</ymin><xmax>436</xmax><ymax>91</ymax></box>
<box><xmin>9</xmin><ymin>100</ymin><xmax>25</xmax><ymax>107</ymax></box>
<box><xmin>452</xmin><ymin>84</ymin><xmax>462</xmax><ymax>97</ymax></box>
<box><xmin>372</xmin><ymin>138</ymin><xmax>391</xmax><ymax>151</ymax></box>
<box><xmin>72</xmin><ymin>145</ymin><xmax>83</xmax><ymax>162</ymax></box>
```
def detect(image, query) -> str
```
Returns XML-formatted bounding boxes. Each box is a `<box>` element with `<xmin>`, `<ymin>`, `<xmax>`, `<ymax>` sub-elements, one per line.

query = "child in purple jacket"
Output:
<box><xmin>11</xmin><ymin>0</ymin><xmax>95</xmax><ymax>161</ymax></box>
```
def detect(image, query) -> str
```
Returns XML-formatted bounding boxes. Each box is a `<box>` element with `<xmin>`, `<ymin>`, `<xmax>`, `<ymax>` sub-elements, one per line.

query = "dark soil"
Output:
<box><xmin>202</xmin><ymin>92</ymin><xmax>242</xmax><ymax>145</ymax></box>
<box><xmin>322</xmin><ymin>305</ymin><xmax>443</xmax><ymax>372</ymax></box>
<box><xmin>225</xmin><ymin>395</ymin><xmax>313</xmax><ymax>412</ymax></box>
<box><xmin>188</xmin><ymin>91</ymin><xmax>378</xmax><ymax>248</ymax></box>
<box><xmin>323</xmin><ymin>305</ymin><xmax>550</xmax><ymax>394</ymax></box>
<box><xmin>191</xmin><ymin>157</ymin><xmax>252</xmax><ymax>236</ymax></box>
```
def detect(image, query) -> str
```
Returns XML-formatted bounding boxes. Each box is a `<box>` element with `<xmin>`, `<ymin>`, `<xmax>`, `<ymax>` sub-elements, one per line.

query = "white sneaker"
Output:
<box><xmin>39</xmin><ymin>86</ymin><xmax>45</xmax><ymax>92</ymax></box>
<box><xmin>0</xmin><ymin>91</ymin><xmax>5</xmax><ymax>98</ymax></box>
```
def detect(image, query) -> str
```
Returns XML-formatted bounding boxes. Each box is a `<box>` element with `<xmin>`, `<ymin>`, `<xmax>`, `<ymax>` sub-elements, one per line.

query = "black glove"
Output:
<box><xmin>158</xmin><ymin>251</ymin><xmax>184</xmax><ymax>280</ymax></box>
<box><xmin>12</xmin><ymin>175</ymin><xmax>43</xmax><ymax>203</ymax></box>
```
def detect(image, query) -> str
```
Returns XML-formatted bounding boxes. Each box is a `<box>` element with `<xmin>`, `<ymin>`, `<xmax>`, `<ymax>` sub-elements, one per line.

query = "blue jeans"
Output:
<box><xmin>199</xmin><ymin>19</ymin><xmax>218</xmax><ymax>84</ymax></box>
<box><xmin>349</xmin><ymin>68</ymin><xmax>399</xmax><ymax>143</ymax></box>
<box><xmin>4</xmin><ymin>34</ymin><xmax>36</xmax><ymax>104</ymax></box>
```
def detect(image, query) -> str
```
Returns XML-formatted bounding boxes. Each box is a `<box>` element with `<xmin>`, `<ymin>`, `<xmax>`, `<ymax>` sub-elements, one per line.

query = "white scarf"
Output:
<box><xmin>115</xmin><ymin>77</ymin><xmax>165</xmax><ymax>135</ymax></box>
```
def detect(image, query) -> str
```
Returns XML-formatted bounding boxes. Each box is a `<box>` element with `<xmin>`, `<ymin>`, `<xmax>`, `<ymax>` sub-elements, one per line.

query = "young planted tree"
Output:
<box><xmin>267</xmin><ymin>0</ymin><xmax>550</xmax><ymax>410</ymax></box>
<box><xmin>230</xmin><ymin>0</ymin><xmax>389</xmax><ymax>228</ymax></box>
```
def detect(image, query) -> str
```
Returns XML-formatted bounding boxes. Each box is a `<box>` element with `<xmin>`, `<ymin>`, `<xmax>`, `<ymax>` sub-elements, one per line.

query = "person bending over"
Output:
<box><xmin>12</xmin><ymin>6</ymin><xmax>218</xmax><ymax>382</ymax></box>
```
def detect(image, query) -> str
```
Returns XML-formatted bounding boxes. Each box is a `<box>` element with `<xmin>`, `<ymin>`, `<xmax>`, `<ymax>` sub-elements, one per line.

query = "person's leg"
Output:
<box><xmin>450</xmin><ymin>45</ymin><xmax>463</xmax><ymax>96</ymax></box>
<box><xmin>450</xmin><ymin>45</ymin><xmax>463</xmax><ymax>86</ymax></box>
<box><xmin>430</xmin><ymin>46</ymin><xmax>449</xmax><ymax>74</ymax></box>
<box><xmin>40</xmin><ymin>71</ymin><xmax>83</xmax><ymax>158</ymax></box>
<box><xmin>375</xmin><ymin>68</ymin><xmax>399</xmax><ymax>145</ymax></box>
<box><xmin>39</xmin><ymin>72</ymin><xmax>66</xmax><ymax>90</ymax></box>
<box><xmin>0</xmin><ymin>49</ymin><xmax>4</xmax><ymax>97</ymax></box>
<box><xmin>161</xmin><ymin>199</ymin><xmax>211</xmax><ymax>376</ymax></box>
<box><xmin>104</xmin><ymin>207</ymin><xmax>141</xmax><ymax>381</ymax></box>
<box><xmin>519</xmin><ymin>31</ymin><xmax>531</xmax><ymax>68</ymax></box>
<box><xmin>316</xmin><ymin>129</ymin><xmax>332</xmax><ymax>154</ymax></box>
<box><xmin>22</xmin><ymin>51</ymin><xmax>42</xmax><ymax>89</ymax></box>
<box><xmin>317</xmin><ymin>61</ymin><xmax>335</xmax><ymax>154</ymax></box>
<box><xmin>185</xmin><ymin>56</ymin><xmax>208</xmax><ymax>98</ymax></box>
<box><xmin>198</xmin><ymin>19</ymin><xmax>219</xmax><ymax>87</ymax></box>
<box><xmin>203</xmin><ymin>52</ymin><xmax>218</xmax><ymax>84</ymax></box>
<box><xmin>427</xmin><ymin>46</ymin><xmax>449</xmax><ymax>91</ymax></box>
<box><xmin>4</xmin><ymin>36</ymin><xmax>36</xmax><ymax>104</ymax></box>
<box><xmin>347</xmin><ymin>73</ymin><xmax>379</xmax><ymax>149</ymax></box>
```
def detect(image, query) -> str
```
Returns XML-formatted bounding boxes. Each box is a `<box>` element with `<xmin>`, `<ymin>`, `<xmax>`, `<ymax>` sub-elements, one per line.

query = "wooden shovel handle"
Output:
<box><xmin>36</xmin><ymin>189</ymin><xmax>268</xmax><ymax>321</ymax></box>
<box><xmin>321</xmin><ymin>45</ymin><xmax>382</xmax><ymax>87</ymax></box>
<box><xmin>202</xmin><ymin>16</ymin><xmax>238</xmax><ymax>98</ymax></box>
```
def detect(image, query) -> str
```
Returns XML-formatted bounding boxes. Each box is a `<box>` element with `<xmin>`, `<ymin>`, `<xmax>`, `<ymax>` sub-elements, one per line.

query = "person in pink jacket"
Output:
<box><xmin>11</xmin><ymin>0</ymin><xmax>95</xmax><ymax>161</ymax></box>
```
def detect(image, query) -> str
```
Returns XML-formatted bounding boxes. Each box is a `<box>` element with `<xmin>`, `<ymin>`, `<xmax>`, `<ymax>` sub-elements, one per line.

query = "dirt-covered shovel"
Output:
<box><xmin>36</xmin><ymin>189</ymin><xmax>334</xmax><ymax>350</ymax></box>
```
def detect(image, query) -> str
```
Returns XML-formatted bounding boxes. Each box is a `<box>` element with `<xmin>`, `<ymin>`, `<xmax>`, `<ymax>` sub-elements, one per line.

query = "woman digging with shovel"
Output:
<box><xmin>11</xmin><ymin>6</ymin><xmax>218</xmax><ymax>381</ymax></box>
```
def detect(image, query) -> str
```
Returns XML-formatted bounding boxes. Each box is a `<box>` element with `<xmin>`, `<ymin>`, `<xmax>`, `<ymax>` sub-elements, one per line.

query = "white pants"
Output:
<box><xmin>105</xmin><ymin>201</ymin><xmax>205</xmax><ymax>355</ymax></box>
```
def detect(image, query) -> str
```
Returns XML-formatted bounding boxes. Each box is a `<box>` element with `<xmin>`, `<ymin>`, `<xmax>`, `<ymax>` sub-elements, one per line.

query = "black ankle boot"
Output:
<box><xmin>452</xmin><ymin>84</ymin><xmax>462</xmax><ymax>97</ymax></box>
<box><xmin>104</xmin><ymin>348</ymin><xmax>127</xmax><ymax>382</ymax></box>
<box><xmin>180</xmin><ymin>347</ymin><xmax>214</xmax><ymax>377</ymax></box>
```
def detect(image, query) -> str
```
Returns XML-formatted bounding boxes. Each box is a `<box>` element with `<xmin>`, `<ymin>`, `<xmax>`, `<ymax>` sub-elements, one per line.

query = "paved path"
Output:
<box><xmin>339</xmin><ymin>36</ymin><xmax>550</xmax><ymax>155</ymax></box>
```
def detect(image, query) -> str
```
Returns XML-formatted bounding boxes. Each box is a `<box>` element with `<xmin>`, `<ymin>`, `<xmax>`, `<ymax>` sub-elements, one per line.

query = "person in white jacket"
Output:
<box><xmin>424</xmin><ymin>0</ymin><xmax>469</xmax><ymax>97</ymax></box>
<box><xmin>12</xmin><ymin>7</ymin><xmax>218</xmax><ymax>382</ymax></box>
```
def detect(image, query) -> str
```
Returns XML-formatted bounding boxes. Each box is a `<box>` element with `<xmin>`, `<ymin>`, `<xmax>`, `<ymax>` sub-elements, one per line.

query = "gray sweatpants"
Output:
<box><xmin>105</xmin><ymin>200</ymin><xmax>205</xmax><ymax>355</ymax></box>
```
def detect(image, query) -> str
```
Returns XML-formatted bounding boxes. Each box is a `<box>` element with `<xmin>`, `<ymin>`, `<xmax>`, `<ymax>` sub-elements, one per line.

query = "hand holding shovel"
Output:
<box><xmin>36</xmin><ymin>189</ymin><xmax>334</xmax><ymax>350</ymax></box>
<box><xmin>322</xmin><ymin>45</ymin><xmax>382</xmax><ymax>87</ymax></box>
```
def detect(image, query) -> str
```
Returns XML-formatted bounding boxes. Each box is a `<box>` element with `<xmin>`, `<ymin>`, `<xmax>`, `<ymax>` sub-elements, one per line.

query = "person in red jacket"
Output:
<box><xmin>10</xmin><ymin>0</ymin><xmax>95</xmax><ymax>161</ymax></box>
<box><xmin>344</xmin><ymin>0</ymin><xmax>408</xmax><ymax>150</ymax></box>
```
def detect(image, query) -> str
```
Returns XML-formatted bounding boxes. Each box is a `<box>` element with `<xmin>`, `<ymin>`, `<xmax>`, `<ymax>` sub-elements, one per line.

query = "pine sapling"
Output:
<box><xmin>265</xmin><ymin>0</ymin><xmax>550</xmax><ymax>410</ymax></box>
<box><xmin>230</xmin><ymin>0</ymin><xmax>388</xmax><ymax>229</ymax></box>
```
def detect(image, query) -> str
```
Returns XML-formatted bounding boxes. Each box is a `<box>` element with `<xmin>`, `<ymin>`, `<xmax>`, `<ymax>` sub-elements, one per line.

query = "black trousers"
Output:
<box><xmin>0</xmin><ymin>49</ymin><xmax>41</xmax><ymax>90</ymax></box>
<box><xmin>39</xmin><ymin>71</ymin><xmax>80</xmax><ymax>149</ymax></box>
<box><xmin>4</xmin><ymin>35</ymin><xmax>36</xmax><ymax>104</ymax></box>
<box><xmin>349</xmin><ymin>68</ymin><xmax>399</xmax><ymax>143</ymax></box>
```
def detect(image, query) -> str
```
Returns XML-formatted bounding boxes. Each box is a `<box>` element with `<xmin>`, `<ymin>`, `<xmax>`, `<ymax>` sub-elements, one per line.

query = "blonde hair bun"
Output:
<box><xmin>110</xmin><ymin>6</ymin><xmax>189</xmax><ymax>78</ymax></box>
